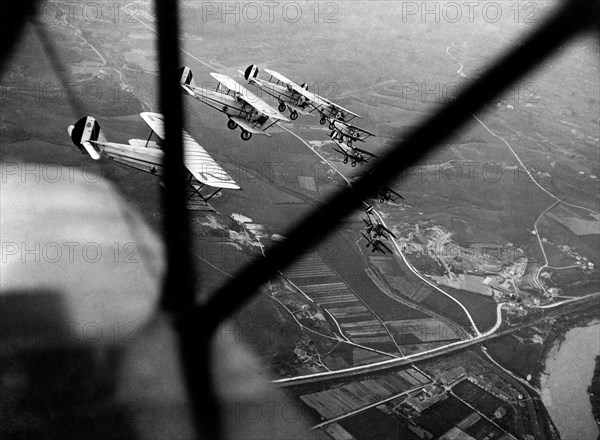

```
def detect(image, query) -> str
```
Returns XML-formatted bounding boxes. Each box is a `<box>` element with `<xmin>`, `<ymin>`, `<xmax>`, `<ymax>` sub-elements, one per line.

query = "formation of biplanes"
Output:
<box><xmin>68</xmin><ymin>64</ymin><xmax>404</xmax><ymax>253</ymax></box>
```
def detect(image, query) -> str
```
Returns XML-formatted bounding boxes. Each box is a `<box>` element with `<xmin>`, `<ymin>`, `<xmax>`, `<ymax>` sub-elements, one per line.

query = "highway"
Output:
<box><xmin>274</xmin><ymin>292</ymin><xmax>599</xmax><ymax>388</ymax></box>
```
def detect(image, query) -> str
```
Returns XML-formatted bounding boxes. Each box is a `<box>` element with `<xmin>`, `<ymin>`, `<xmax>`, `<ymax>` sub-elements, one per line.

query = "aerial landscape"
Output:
<box><xmin>1</xmin><ymin>1</ymin><xmax>598</xmax><ymax>439</ymax></box>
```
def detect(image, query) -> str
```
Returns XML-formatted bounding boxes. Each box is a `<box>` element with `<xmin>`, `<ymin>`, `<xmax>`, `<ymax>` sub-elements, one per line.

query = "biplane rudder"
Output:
<box><xmin>68</xmin><ymin>116</ymin><xmax>105</xmax><ymax>160</ymax></box>
<box><xmin>243</xmin><ymin>64</ymin><xmax>259</xmax><ymax>81</ymax></box>
<box><xmin>178</xmin><ymin>66</ymin><xmax>196</xmax><ymax>88</ymax></box>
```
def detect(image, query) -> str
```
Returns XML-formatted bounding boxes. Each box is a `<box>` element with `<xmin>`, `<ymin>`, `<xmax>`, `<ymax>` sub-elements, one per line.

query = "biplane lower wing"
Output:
<box><xmin>286</xmin><ymin>102</ymin><xmax>314</xmax><ymax>116</ymax></box>
<box><xmin>228</xmin><ymin>116</ymin><xmax>271</xmax><ymax>136</ymax></box>
<box><xmin>140</xmin><ymin>112</ymin><xmax>240</xmax><ymax>190</ymax></box>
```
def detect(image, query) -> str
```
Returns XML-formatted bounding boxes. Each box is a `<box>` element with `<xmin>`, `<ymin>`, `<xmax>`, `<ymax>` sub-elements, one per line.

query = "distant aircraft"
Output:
<box><xmin>362</xmin><ymin>213</ymin><xmax>397</xmax><ymax>240</ymax></box>
<box><xmin>240</xmin><ymin>64</ymin><xmax>314</xmax><ymax>121</ymax></box>
<box><xmin>240</xmin><ymin>64</ymin><xmax>360</xmax><ymax>128</ymax></box>
<box><xmin>68</xmin><ymin>112</ymin><xmax>240</xmax><ymax>204</ymax></box>
<box><xmin>329</xmin><ymin>120</ymin><xmax>376</xmax><ymax>148</ymax></box>
<box><xmin>362</xmin><ymin>232</ymin><xmax>392</xmax><ymax>254</ymax></box>
<box><xmin>376</xmin><ymin>186</ymin><xmax>404</xmax><ymax>203</ymax></box>
<box><xmin>331</xmin><ymin>138</ymin><xmax>377</xmax><ymax>167</ymax></box>
<box><xmin>178</xmin><ymin>66</ymin><xmax>289</xmax><ymax>141</ymax></box>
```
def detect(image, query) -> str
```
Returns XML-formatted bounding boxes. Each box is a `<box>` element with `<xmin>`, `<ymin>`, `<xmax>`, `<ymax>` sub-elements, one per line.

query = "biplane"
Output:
<box><xmin>309</xmin><ymin>92</ymin><xmax>360</xmax><ymax>128</ymax></box>
<box><xmin>178</xmin><ymin>66</ymin><xmax>288</xmax><ymax>141</ymax></box>
<box><xmin>329</xmin><ymin>120</ymin><xmax>376</xmax><ymax>148</ymax></box>
<box><xmin>362</xmin><ymin>213</ymin><xmax>397</xmax><ymax>240</ymax></box>
<box><xmin>331</xmin><ymin>138</ymin><xmax>378</xmax><ymax>167</ymax></box>
<box><xmin>376</xmin><ymin>186</ymin><xmax>404</xmax><ymax>203</ymax></box>
<box><xmin>240</xmin><ymin>64</ymin><xmax>314</xmax><ymax>121</ymax></box>
<box><xmin>362</xmin><ymin>233</ymin><xmax>393</xmax><ymax>254</ymax></box>
<box><xmin>241</xmin><ymin>64</ymin><xmax>360</xmax><ymax>128</ymax></box>
<box><xmin>68</xmin><ymin>112</ymin><xmax>240</xmax><ymax>205</ymax></box>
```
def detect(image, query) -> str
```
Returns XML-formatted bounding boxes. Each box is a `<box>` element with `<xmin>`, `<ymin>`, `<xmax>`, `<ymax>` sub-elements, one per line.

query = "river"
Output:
<box><xmin>541</xmin><ymin>321</ymin><xmax>600</xmax><ymax>440</ymax></box>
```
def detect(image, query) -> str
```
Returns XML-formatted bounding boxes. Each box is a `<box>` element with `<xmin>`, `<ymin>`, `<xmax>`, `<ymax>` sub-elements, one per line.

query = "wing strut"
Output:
<box><xmin>186</xmin><ymin>175</ymin><xmax>222</xmax><ymax>205</ymax></box>
<box><xmin>144</xmin><ymin>129</ymin><xmax>154</xmax><ymax>148</ymax></box>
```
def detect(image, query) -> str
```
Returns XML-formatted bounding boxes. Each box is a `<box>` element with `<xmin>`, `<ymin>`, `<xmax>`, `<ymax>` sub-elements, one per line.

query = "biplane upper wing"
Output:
<box><xmin>262</xmin><ymin>70</ymin><xmax>353</xmax><ymax>120</ymax></box>
<box><xmin>333</xmin><ymin>120</ymin><xmax>376</xmax><ymax>140</ymax></box>
<box><xmin>387</xmin><ymin>187</ymin><xmax>405</xmax><ymax>200</ymax></box>
<box><xmin>210</xmin><ymin>73</ymin><xmax>289</xmax><ymax>122</ymax></box>
<box><xmin>263</xmin><ymin>68</ymin><xmax>296</xmax><ymax>87</ymax></box>
<box><xmin>140</xmin><ymin>112</ymin><xmax>240</xmax><ymax>190</ymax></box>
<box><xmin>313</xmin><ymin>94</ymin><xmax>361</xmax><ymax>120</ymax></box>
<box><xmin>239</xmin><ymin>68</ymin><xmax>314</xmax><ymax>117</ymax></box>
<box><xmin>352</xmin><ymin>146</ymin><xmax>378</xmax><ymax>158</ymax></box>
<box><xmin>288</xmin><ymin>83</ymin><xmax>327</xmax><ymax>107</ymax></box>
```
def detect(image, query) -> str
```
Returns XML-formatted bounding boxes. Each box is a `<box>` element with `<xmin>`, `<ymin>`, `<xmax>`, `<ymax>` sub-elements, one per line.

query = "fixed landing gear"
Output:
<box><xmin>290</xmin><ymin>110</ymin><xmax>298</xmax><ymax>120</ymax></box>
<box><xmin>278</xmin><ymin>101</ymin><xmax>286</xmax><ymax>112</ymax></box>
<box><xmin>329</xmin><ymin>122</ymin><xmax>335</xmax><ymax>130</ymax></box>
<box><xmin>351</xmin><ymin>161</ymin><xmax>357</xmax><ymax>167</ymax></box>
<box><xmin>347</xmin><ymin>140</ymin><xmax>353</xmax><ymax>148</ymax></box>
<box><xmin>241</xmin><ymin>130</ymin><xmax>252</xmax><ymax>141</ymax></box>
<box><xmin>343</xmin><ymin>157</ymin><xmax>348</xmax><ymax>164</ymax></box>
<box><xmin>320</xmin><ymin>117</ymin><xmax>326</xmax><ymax>125</ymax></box>
<box><xmin>227</xmin><ymin>119</ymin><xmax>238</xmax><ymax>130</ymax></box>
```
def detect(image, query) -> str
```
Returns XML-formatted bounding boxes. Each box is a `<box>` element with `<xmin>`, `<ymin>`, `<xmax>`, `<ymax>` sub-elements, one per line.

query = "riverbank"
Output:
<box><xmin>589</xmin><ymin>356</ymin><xmax>600</xmax><ymax>436</ymax></box>
<box><xmin>541</xmin><ymin>321</ymin><xmax>600</xmax><ymax>440</ymax></box>
<box><xmin>485</xmin><ymin>300</ymin><xmax>600</xmax><ymax>391</ymax></box>
<box><xmin>536</xmin><ymin>306</ymin><xmax>600</xmax><ymax>388</ymax></box>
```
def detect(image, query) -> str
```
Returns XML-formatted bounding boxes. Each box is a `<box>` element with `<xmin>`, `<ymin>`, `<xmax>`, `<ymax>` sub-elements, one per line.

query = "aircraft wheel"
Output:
<box><xmin>343</xmin><ymin>158</ymin><xmax>348</xmax><ymax>164</ymax></box>
<box><xmin>329</xmin><ymin>122</ymin><xmax>335</xmax><ymax>130</ymax></box>
<box><xmin>227</xmin><ymin>119</ymin><xmax>238</xmax><ymax>130</ymax></box>
<box><xmin>290</xmin><ymin>111</ymin><xmax>298</xmax><ymax>120</ymax></box>
<box><xmin>380</xmin><ymin>198</ymin><xmax>385</xmax><ymax>203</ymax></box>
<box><xmin>278</xmin><ymin>102</ymin><xmax>286</xmax><ymax>112</ymax></box>
<box><xmin>320</xmin><ymin>117</ymin><xmax>326</xmax><ymax>125</ymax></box>
<box><xmin>347</xmin><ymin>140</ymin><xmax>353</xmax><ymax>148</ymax></box>
<box><xmin>241</xmin><ymin>131</ymin><xmax>252</xmax><ymax>141</ymax></box>
<box><xmin>351</xmin><ymin>161</ymin><xmax>357</xmax><ymax>167</ymax></box>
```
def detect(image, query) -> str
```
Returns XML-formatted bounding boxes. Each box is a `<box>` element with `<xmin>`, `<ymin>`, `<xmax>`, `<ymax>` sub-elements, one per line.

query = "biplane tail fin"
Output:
<box><xmin>243</xmin><ymin>64</ymin><xmax>259</xmax><ymax>81</ymax></box>
<box><xmin>68</xmin><ymin>116</ymin><xmax>105</xmax><ymax>160</ymax></box>
<box><xmin>178</xmin><ymin>66</ymin><xmax>196</xmax><ymax>88</ymax></box>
